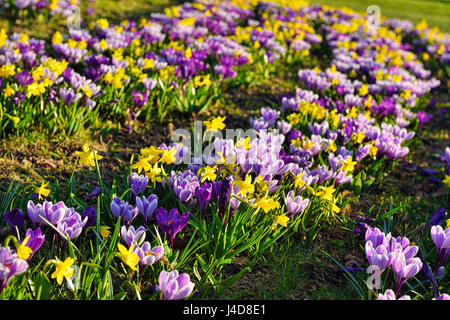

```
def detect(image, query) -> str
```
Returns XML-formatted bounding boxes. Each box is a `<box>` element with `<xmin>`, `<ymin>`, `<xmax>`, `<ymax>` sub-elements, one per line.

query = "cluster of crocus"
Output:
<box><xmin>0</xmin><ymin>0</ymin><xmax>330</xmax><ymax>135</ymax></box>
<box><xmin>27</xmin><ymin>200</ymin><xmax>87</xmax><ymax>241</ymax></box>
<box><xmin>363</xmin><ymin>226</ymin><xmax>426</xmax><ymax>298</ymax></box>
<box><xmin>430</xmin><ymin>225</ymin><xmax>449</xmax><ymax>272</ymax></box>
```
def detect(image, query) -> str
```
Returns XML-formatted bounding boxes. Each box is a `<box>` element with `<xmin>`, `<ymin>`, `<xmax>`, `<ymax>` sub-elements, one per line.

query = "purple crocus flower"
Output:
<box><xmin>428</xmin><ymin>208</ymin><xmax>447</xmax><ymax>227</ymax></box>
<box><xmin>377</xmin><ymin>289</ymin><xmax>410</xmax><ymax>300</ymax></box>
<box><xmin>27</xmin><ymin>200</ymin><xmax>66</xmax><ymax>227</ymax></box>
<box><xmin>110</xmin><ymin>197</ymin><xmax>139</xmax><ymax>226</ymax></box>
<box><xmin>0</xmin><ymin>246</ymin><xmax>28</xmax><ymax>293</ymax></box>
<box><xmin>15</xmin><ymin>70</ymin><xmax>34</xmax><ymax>86</ymax></box>
<box><xmin>416</xmin><ymin>111</ymin><xmax>432</xmax><ymax>130</ymax></box>
<box><xmin>2</xmin><ymin>208</ymin><xmax>24</xmax><ymax>235</ymax></box>
<box><xmin>285</xmin><ymin>191</ymin><xmax>309</xmax><ymax>217</ymax></box>
<box><xmin>120</xmin><ymin>225</ymin><xmax>146</xmax><ymax>248</ymax></box>
<box><xmin>83</xmin><ymin>186</ymin><xmax>100</xmax><ymax>202</ymax></box>
<box><xmin>133</xmin><ymin>242</ymin><xmax>164</xmax><ymax>267</ymax></box>
<box><xmin>195</xmin><ymin>182</ymin><xmax>212</xmax><ymax>218</ymax></box>
<box><xmin>128</xmin><ymin>172</ymin><xmax>149</xmax><ymax>196</ymax></box>
<box><xmin>136</xmin><ymin>194</ymin><xmax>158</xmax><ymax>224</ymax></box>
<box><xmin>430</xmin><ymin>225</ymin><xmax>450</xmax><ymax>268</ymax></box>
<box><xmin>365</xmin><ymin>241</ymin><xmax>390</xmax><ymax>272</ymax></box>
<box><xmin>19</xmin><ymin>228</ymin><xmax>45</xmax><ymax>261</ymax></box>
<box><xmin>158</xmin><ymin>269</ymin><xmax>195</xmax><ymax>300</ymax></box>
<box><xmin>211</xmin><ymin>176</ymin><xmax>241</xmax><ymax>221</ymax></box>
<box><xmin>169</xmin><ymin>170</ymin><xmax>199</xmax><ymax>204</ymax></box>
<box><xmin>57</xmin><ymin>208</ymin><xmax>88</xmax><ymax>241</ymax></box>
<box><xmin>155</xmin><ymin>208</ymin><xmax>189</xmax><ymax>248</ymax></box>
<box><xmin>437</xmin><ymin>293</ymin><xmax>450</xmax><ymax>300</ymax></box>
<box><xmin>81</xmin><ymin>206</ymin><xmax>97</xmax><ymax>229</ymax></box>
<box><xmin>131</xmin><ymin>89</ymin><xmax>149</xmax><ymax>108</ymax></box>
<box><xmin>391</xmin><ymin>251</ymin><xmax>423</xmax><ymax>295</ymax></box>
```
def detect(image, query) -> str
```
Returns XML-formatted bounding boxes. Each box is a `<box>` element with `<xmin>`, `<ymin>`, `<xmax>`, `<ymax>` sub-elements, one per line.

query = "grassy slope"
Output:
<box><xmin>309</xmin><ymin>0</ymin><xmax>450</xmax><ymax>32</ymax></box>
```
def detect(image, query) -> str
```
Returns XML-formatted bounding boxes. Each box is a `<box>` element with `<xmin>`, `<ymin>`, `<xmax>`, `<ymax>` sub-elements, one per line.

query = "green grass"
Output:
<box><xmin>310</xmin><ymin>0</ymin><xmax>450</xmax><ymax>32</ymax></box>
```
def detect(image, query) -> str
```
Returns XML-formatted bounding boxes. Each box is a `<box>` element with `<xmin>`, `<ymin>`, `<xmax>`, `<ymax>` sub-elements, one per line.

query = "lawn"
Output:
<box><xmin>310</xmin><ymin>0</ymin><xmax>450</xmax><ymax>32</ymax></box>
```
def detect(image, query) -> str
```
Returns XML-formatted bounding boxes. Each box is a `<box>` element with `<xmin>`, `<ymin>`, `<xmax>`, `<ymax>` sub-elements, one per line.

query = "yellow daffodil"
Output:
<box><xmin>358</xmin><ymin>84</ymin><xmax>369</xmax><ymax>96</ymax></box>
<box><xmin>369</xmin><ymin>141</ymin><xmax>378</xmax><ymax>158</ymax></box>
<box><xmin>272</xmin><ymin>213</ymin><xmax>289</xmax><ymax>230</ymax></box>
<box><xmin>443</xmin><ymin>175</ymin><xmax>450</xmax><ymax>188</ymax></box>
<box><xmin>255</xmin><ymin>174</ymin><xmax>269</xmax><ymax>193</ymax></box>
<box><xmin>330</xmin><ymin>197</ymin><xmax>341</xmax><ymax>216</ymax></box>
<box><xmin>0</xmin><ymin>28</ymin><xmax>7</xmax><ymax>47</ymax></box>
<box><xmin>235</xmin><ymin>136</ymin><xmax>251</xmax><ymax>151</ymax></box>
<box><xmin>340</xmin><ymin>156</ymin><xmax>357</xmax><ymax>175</ymax></box>
<box><xmin>252</xmin><ymin>196</ymin><xmax>280</xmax><ymax>214</ymax></box>
<box><xmin>99</xmin><ymin>226</ymin><xmax>111</xmax><ymax>239</ymax></box>
<box><xmin>35</xmin><ymin>181</ymin><xmax>51</xmax><ymax>200</ymax></box>
<box><xmin>199</xmin><ymin>165</ymin><xmax>218</xmax><ymax>183</ymax></box>
<box><xmin>3</xmin><ymin>86</ymin><xmax>15</xmax><ymax>97</ymax></box>
<box><xmin>185</xmin><ymin>47</ymin><xmax>192</xmax><ymax>59</ymax></box>
<box><xmin>234</xmin><ymin>174</ymin><xmax>255</xmax><ymax>198</ymax></box>
<box><xmin>131</xmin><ymin>155</ymin><xmax>153</xmax><ymax>173</ymax></box>
<box><xmin>160</xmin><ymin>147</ymin><xmax>177</xmax><ymax>165</ymax></box>
<box><xmin>293</xmin><ymin>172</ymin><xmax>306</xmax><ymax>190</ymax></box>
<box><xmin>315</xmin><ymin>186</ymin><xmax>335</xmax><ymax>202</ymax></box>
<box><xmin>51</xmin><ymin>257</ymin><xmax>75</xmax><ymax>285</ymax></box>
<box><xmin>287</xmin><ymin>112</ymin><xmax>301</xmax><ymax>125</ymax></box>
<box><xmin>204</xmin><ymin>116</ymin><xmax>226</xmax><ymax>131</ymax></box>
<box><xmin>326</xmin><ymin>140</ymin><xmax>337</xmax><ymax>153</ymax></box>
<box><xmin>16</xmin><ymin>236</ymin><xmax>33</xmax><ymax>260</ymax></box>
<box><xmin>145</xmin><ymin>162</ymin><xmax>166</xmax><ymax>187</ymax></box>
<box><xmin>76</xmin><ymin>144</ymin><xmax>103</xmax><ymax>167</ymax></box>
<box><xmin>117</xmin><ymin>243</ymin><xmax>139</xmax><ymax>271</ymax></box>
<box><xmin>352</xmin><ymin>131</ymin><xmax>365</xmax><ymax>144</ymax></box>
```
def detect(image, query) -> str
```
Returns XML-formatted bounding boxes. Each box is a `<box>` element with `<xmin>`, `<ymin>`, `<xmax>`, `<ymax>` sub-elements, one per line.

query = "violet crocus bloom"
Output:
<box><xmin>136</xmin><ymin>194</ymin><xmax>158</xmax><ymax>224</ymax></box>
<box><xmin>2</xmin><ymin>208</ymin><xmax>24</xmax><ymax>235</ymax></box>
<box><xmin>169</xmin><ymin>170</ymin><xmax>199</xmax><ymax>204</ymax></box>
<box><xmin>121</xmin><ymin>225</ymin><xmax>146</xmax><ymax>248</ymax></box>
<box><xmin>155</xmin><ymin>208</ymin><xmax>189</xmax><ymax>247</ymax></box>
<box><xmin>437</xmin><ymin>293</ymin><xmax>450</xmax><ymax>300</ymax></box>
<box><xmin>0</xmin><ymin>246</ymin><xmax>28</xmax><ymax>293</ymax></box>
<box><xmin>416</xmin><ymin>111</ymin><xmax>432</xmax><ymax>130</ymax></box>
<box><xmin>158</xmin><ymin>269</ymin><xmax>195</xmax><ymax>300</ymax></box>
<box><xmin>27</xmin><ymin>200</ymin><xmax>67</xmax><ymax>227</ymax></box>
<box><xmin>128</xmin><ymin>172</ymin><xmax>149</xmax><ymax>196</ymax></box>
<box><xmin>376</xmin><ymin>289</ymin><xmax>411</xmax><ymax>300</ymax></box>
<box><xmin>81</xmin><ymin>206</ymin><xmax>97</xmax><ymax>229</ymax></box>
<box><xmin>430</xmin><ymin>225</ymin><xmax>450</xmax><ymax>268</ymax></box>
<box><xmin>365</xmin><ymin>241</ymin><xmax>390</xmax><ymax>272</ymax></box>
<box><xmin>133</xmin><ymin>242</ymin><xmax>164</xmax><ymax>267</ymax></box>
<box><xmin>428</xmin><ymin>208</ymin><xmax>447</xmax><ymax>227</ymax></box>
<box><xmin>195</xmin><ymin>182</ymin><xmax>212</xmax><ymax>218</ymax></box>
<box><xmin>391</xmin><ymin>251</ymin><xmax>423</xmax><ymax>295</ymax></box>
<box><xmin>285</xmin><ymin>191</ymin><xmax>309</xmax><ymax>217</ymax></box>
<box><xmin>131</xmin><ymin>89</ymin><xmax>149</xmax><ymax>108</ymax></box>
<box><xmin>110</xmin><ymin>197</ymin><xmax>139</xmax><ymax>226</ymax></box>
<box><xmin>83</xmin><ymin>186</ymin><xmax>100</xmax><ymax>202</ymax></box>
<box><xmin>57</xmin><ymin>208</ymin><xmax>88</xmax><ymax>241</ymax></box>
<box><xmin>20</xmin><ymin>228</ymin><xmax>45</xmax><ymax>261</ymax></box>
